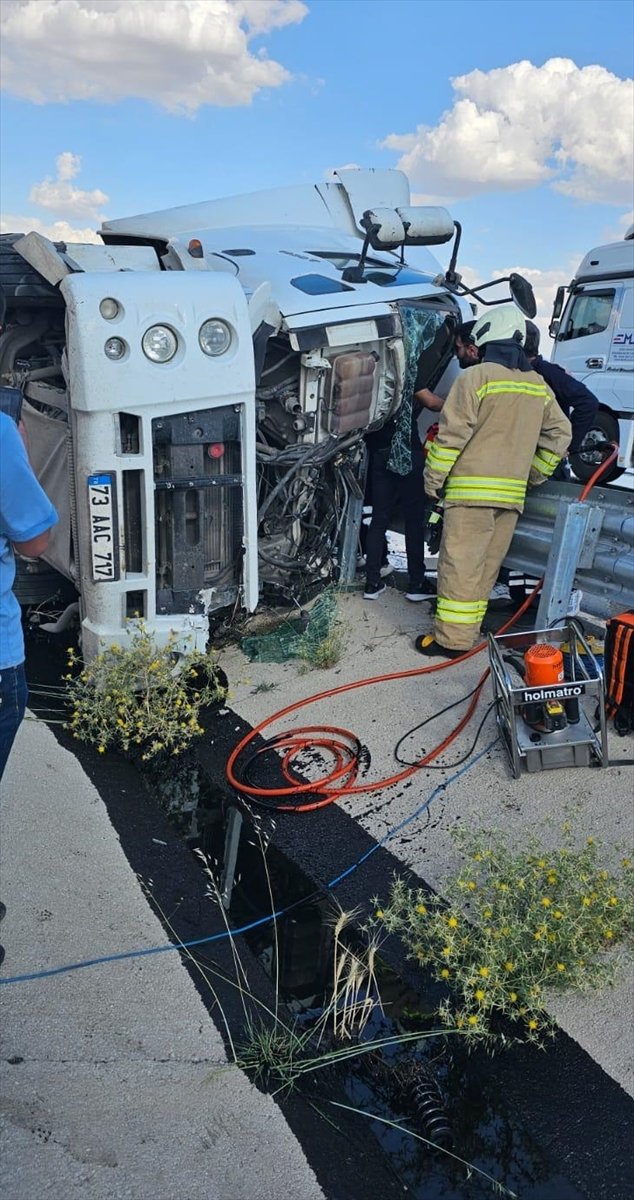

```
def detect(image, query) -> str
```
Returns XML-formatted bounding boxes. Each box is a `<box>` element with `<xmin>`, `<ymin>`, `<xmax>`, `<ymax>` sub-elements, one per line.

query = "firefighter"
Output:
<box><xmin>416</xmin><ymin>304</ymin><xmax>572</xmax><ymax>659</ymax></box>
<box><xmin>490</xmin><ymin>318</ymin><xmax>601</xmax><ymax>609</ymax></box>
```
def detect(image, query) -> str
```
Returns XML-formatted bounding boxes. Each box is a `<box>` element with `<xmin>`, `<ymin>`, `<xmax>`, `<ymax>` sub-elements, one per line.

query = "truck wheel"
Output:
<box><xmin>569</xmin><ymin>410</ymin><xmax>623</xmax><ymax>484</ymax></box>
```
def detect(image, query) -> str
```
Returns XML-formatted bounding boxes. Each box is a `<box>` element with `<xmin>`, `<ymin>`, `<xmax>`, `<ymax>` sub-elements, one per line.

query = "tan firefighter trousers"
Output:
<box><xmin>434</xmin><ymin>506</ymin><xmax>519</xmax><ymax>651</ymax></box>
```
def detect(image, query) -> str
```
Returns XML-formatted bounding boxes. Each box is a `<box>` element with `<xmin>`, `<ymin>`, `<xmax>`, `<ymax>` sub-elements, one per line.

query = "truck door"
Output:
<box><xmin>557</xmin><ymin>281</ymin><xmax>634</xmax><ymax>477</ymax></box>
<box><xmin>607</xmin><ymin>282</ymin><xmax>634</xmax><ymax>373</ymax></box>
<box><xmin>556</xmin><ymin>284</ymin><xmax>620</xmax><ymax>379</ymax></box>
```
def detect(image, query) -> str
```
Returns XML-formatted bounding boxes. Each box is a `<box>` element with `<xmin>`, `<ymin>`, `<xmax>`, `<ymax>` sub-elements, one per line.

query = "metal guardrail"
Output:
<box><xmin>505</xmin><ymin>481</ymin><xmax>634</xmax><ymax>623</ymax></box>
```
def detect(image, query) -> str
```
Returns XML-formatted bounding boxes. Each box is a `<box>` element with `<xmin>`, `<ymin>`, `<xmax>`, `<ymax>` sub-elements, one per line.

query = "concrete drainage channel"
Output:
<box><xmin>197</xmin><ymin>810</ymin><xmax>584</xmax><ymax>1200</ymax></box>
<box><xmin>24</xmin><ymin>631</ymin><xmax>634</xmax><ymax>1200</ymax></box>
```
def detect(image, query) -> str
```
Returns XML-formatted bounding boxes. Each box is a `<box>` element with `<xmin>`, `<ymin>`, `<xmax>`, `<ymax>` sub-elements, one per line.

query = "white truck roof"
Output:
<box><xmin>574</xmin><ymin>237</ymin><xmax>634</xmax><ymax>284</ymax></box>
<box><xmin>100</xmin><ymin>170</ymin><xmax>455</xmax><ymax>320</ymax></box>
<box><xmin>101</xmin><ymin>169</ymin><xmax>412</xmax><ymax>241</ymax></box>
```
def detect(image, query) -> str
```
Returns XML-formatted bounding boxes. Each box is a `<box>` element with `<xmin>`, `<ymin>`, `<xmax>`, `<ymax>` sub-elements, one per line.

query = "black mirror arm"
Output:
<box><xmin>444</xmin><ymin>272</ymin><xmax>537</xmax><ymax>320</ymax></box>
<box><xmin>342</xmin><ymin>231</ymin><xmax>372</xmax><ymax>283</ymax></box>
<box><xmin>452</xmin><ymin>276</ymin><xmax>514</xmax><ymax>304</ymax></box>
<box><xmin>444</xmin><ymin>221</ymin><xmax>463</xmax><ymax>285</ymax></box>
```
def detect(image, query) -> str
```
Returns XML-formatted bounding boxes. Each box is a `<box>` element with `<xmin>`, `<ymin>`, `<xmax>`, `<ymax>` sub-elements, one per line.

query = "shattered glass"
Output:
<box><xmin>387</xmin><ymin>306</ymin><xmax>447</xmax><ymax>477</ymax></box>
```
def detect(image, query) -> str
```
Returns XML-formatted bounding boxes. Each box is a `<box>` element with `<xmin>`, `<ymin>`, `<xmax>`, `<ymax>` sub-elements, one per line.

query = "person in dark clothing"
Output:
<box><xmin>453</xmin><ymin>320</ymin><xmax>479</xmax><ymax>371</ymax></box>
<box><xmin>363</xmin><ymin>405</ymin><xmax>431</xmax><ymax>601</ymax></box>
<box><xmin>417</xmin><ymin>321</ymin><xmax>478</xmax><ymax>413</ymax></box>
<box><xmin>363</xmin><ymin>319</ymin><xmax>479</xmax><ymax>602</ymax></box>
<box><xmin>524</xmin><ymin>320</ymin><xmax>599</xmax><ymax>468</ymax></box>
<box><xmin>363</xmin><ymin>328</ymin><xmax>453</xmax><ymax>601</ymax></box>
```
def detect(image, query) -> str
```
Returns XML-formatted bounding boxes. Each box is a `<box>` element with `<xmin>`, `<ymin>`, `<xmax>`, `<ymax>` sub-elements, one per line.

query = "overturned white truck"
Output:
<box><xmin>1</xmin><ymin>169</ymin><xmax>534</xmax><ymax>660</ymax></box>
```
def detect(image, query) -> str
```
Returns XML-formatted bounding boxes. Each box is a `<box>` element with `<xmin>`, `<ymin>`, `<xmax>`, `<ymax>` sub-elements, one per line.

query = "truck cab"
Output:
<box><xmin>550</xmin><ymin>229</ymin><xmax>634</xmax><ymax>482</ymax></box>
<box><xmin>1</xmin><ymin>168</ymin><xmax>524</xmax><ymax>659</ymax></box>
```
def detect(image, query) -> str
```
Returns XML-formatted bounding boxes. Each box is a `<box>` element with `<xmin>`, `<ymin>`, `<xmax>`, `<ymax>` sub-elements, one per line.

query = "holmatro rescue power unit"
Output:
<box><xmin>488</xmin><ymin>622</ymin><xmax>608</xmax><ymax>777</ymax></box>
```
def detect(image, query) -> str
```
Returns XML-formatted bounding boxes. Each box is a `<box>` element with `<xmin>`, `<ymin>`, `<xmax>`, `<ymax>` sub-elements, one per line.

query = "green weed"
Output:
<box><xmin>64</xmin><ymin>624</ymin><xmax>226</xmax><ymax>761</ymax></box>
<box><xmin>376</xmin><ymin>827</ymin><xmax>634</xmax><ymax>1045</ymax></box>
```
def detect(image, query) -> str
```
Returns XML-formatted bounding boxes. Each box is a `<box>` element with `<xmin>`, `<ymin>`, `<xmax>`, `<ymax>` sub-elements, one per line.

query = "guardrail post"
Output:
<box><xmin>534</xmin><ymin>502</ymin><xmax>595</xmax><ymax>629</ymax></box>
<box><xmin>508</xmin><ymin>482</ymin><xmax>632</xmax><ymax>622</ymax></box>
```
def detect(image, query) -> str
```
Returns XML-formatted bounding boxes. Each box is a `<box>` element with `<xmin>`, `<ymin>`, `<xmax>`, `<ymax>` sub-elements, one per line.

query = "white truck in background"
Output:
<box><xmin>549</xmin><ymin>226</ymin><xmax>634</xmax><ymax>483</ymax></box>
<box><xmin>0</xmin><ymin>168</ymin><xmax>534</xmax><ymax>660</ymax></box>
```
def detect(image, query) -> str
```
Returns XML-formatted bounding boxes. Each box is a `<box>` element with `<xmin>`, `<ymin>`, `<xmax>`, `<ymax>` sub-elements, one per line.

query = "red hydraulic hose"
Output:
<box><xmin>226</xmin><ymin>447</ymin><xmax>618</xmax><ymax>810</ymax></box>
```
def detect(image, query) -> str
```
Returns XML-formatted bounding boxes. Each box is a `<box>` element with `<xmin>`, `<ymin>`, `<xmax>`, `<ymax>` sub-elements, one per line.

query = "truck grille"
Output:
<box><xmin>152</xmin><ymin>408</ymin><xmax>244</xmax><ymax>615</ymax></box>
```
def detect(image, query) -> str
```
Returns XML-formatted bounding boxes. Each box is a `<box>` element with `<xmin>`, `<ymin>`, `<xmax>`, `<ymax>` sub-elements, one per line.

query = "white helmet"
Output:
<box><xmin>471</xmin><ymin>304</ymin><xmax>526</xmax><ymax>349</ymax></box>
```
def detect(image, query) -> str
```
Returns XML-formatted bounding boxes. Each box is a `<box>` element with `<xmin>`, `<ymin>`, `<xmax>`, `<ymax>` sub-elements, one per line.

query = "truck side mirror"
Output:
<box><xmin>549</xmin><ymin>286</ymin><xmax>565</xmax><ymax>337</ymax></box>
<box><xmin>395</xmin><ymin>206</ymin><xmax>455</xmax><ymax>246</ymax></box>
<box><xmin>359</xmin><ymin>208</ymin><xmax>406</xmax><ymax>250</ymax></box>
<box><xmin>509</xmin><ymin>273</ymin><xmax>537</xmax><ymax>319</ymax></box>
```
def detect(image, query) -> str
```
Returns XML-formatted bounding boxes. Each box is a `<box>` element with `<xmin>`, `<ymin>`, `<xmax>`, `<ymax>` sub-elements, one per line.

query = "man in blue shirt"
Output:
<box><xmin>0</xmin><ymin>411</ymin><xmax>58</xmax><ymax>781</ymax></box>
<box><xmin>1</xmin><ymin>408</ymin><xmax>57</xmax><ymax>965</ymax></box>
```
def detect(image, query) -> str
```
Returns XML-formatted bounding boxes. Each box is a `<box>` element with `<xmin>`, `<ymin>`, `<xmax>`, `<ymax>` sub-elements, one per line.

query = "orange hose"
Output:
<box><xmin>226</xmin><ymin>446</ymin><xmax>618</xmax><ymax>809</ymax></box>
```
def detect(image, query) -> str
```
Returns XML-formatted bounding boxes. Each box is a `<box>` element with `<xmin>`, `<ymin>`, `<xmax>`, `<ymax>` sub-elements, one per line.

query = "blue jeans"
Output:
<box><xmin>0</xmin><ymin>662</ymin><xmax>28</xmax><ymax>782</ymax></box>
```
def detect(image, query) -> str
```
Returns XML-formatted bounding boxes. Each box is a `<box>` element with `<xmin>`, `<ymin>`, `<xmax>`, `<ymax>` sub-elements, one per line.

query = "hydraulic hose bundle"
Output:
<box><xmin>226</xmin><ymin>448</ymin><xmax>619</xmax><ymax>810</ymax></box>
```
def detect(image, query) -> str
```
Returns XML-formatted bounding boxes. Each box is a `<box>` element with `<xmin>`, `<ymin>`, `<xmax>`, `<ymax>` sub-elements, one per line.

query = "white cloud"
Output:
<box><xmin>29</xmin><ymin>151</ymin><xmax>108</xmax><ymax>220</ymax></box>
<box><xmin>601</xmin><ymin>209</ymin><xmax>634</xmax><ymax>242</ymax></box>
<box><xmin>2</xmin><ymin>151</ymin><xmax>108</xmax><ymax>241</ymax></box>
<box><xmin>383</xmin><ymin>58</ymin><xmax>633</xmax><ymax>206</ymax></box>
<box><xmin>0</xmin><ymin>212</ymin><xmax>102</xmax><ymax>244</ymax></box>
<box><xmin>238</xmin><ymin>0</ymin><xmax>307</xmax><ymax>36</ymax></box>
<box><xmin>0</xmin><ymin>0</ymin><xmax>307</xmax><ymax>113</ymax></box>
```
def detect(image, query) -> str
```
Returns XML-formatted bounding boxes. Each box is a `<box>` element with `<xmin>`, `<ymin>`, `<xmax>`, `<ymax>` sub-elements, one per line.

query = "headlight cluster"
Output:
<box><xmin>198</xmin><ymin>319</ymin><xmax>232</xmax><ymax>357</ymax></box>
<box><xmin>142</xmin><ymin>324</ymin><xmax>178</xmax><ymax>363</ymax></box>
<box><xmin>101</xmin><ymin>300</ymin><xmax>233</xmax><ymax>363</ymax></box>
<box><xmin>100</xmin><ymin>297</ymin><xmax>120</xmax><ymax>320</ymax></box>
<box><xmin>104</xmin><ymin>337</ymin><xmax>126</xmax><ymax>361</ymax></box>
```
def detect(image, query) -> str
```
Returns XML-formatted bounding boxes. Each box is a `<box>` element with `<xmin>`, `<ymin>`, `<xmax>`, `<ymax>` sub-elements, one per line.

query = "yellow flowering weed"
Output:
<box><xmin>64</xmin><ymin>625</ymin><xmax>226</xmax><ymax>763</ymax></box>
<box><xmin>376</xmin><ymin>827</ymin><xmax>634</xmax><ymax>1045</ymax></box>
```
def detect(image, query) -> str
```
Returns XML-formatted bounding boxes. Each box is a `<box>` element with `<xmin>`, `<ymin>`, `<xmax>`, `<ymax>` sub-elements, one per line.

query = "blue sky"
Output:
<box><xmin>1</xmin><ymin>0</ymin><xmax>632</xmax><ymax>332</ymax></box>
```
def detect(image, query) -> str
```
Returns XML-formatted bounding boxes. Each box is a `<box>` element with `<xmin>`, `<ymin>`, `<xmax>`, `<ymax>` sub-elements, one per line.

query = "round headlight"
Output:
<box><xmin>142</xmin><ymin>324</ymin><xmax>178</xmax><ymax>363</ymax></box>
<box><xmin>199</xmin><ymin>319</ymin><xmax>232</xmax><ymax>357</ymax></box>
<box><xmin>100</xmin><ymin>297</ymin><xmax>120</xmax><ymax>320</ymax></box>
<box><xmin>104</xmin><ymin>337</ymin><xmax>126</xmax><ymax>360</ymax></box>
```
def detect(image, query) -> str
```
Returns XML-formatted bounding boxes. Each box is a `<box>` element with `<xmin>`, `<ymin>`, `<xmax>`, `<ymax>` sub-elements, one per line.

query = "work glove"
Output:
<box><xmin>425</xmin><ymin>502</ymin><xmax>444</xmax><ymax>556</ymax></box>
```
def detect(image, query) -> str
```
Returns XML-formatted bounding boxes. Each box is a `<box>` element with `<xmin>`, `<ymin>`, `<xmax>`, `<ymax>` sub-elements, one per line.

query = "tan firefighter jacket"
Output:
<box><xmin>424</xmin><ymin>362</ymin><xmax>572</xmax><ymax>510</ymax></box>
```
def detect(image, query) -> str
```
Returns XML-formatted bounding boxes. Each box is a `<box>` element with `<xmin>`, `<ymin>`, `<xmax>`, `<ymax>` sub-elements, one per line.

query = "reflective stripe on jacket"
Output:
<box><xmin>422</xmin><ymin>422</ymin><xmax>439</xmax><ymax>457</ymax></box>
<box><xmin>423</xmin><ymin>362</ymin><xmax>572</xmax><ymax>511</ymax></box>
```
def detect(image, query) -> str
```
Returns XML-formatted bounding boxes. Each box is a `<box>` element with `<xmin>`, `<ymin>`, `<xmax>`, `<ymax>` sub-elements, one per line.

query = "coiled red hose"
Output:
<box><xmin>226</xmin><ymin>448</ymin><xmax>618</xmax><ymax>810</ymax></box>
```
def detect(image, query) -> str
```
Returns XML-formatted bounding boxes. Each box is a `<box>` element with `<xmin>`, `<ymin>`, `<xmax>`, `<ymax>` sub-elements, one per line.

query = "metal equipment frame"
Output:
<box><xmin>488</xmin><ymin>621</ymin><xmax>608</xmax><ymax>778</ymax></box>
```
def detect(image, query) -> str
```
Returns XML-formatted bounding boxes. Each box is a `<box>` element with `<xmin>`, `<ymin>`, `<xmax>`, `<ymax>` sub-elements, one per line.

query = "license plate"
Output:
<box><xmin>88</xmin><ymin>473</ymin><xmax>119</xmax><ymax>582</ymax></box>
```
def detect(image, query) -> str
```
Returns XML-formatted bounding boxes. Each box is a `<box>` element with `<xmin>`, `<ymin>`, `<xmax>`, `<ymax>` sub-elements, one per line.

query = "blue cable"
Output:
<box><xmin>0</xmin><ymin>740</ymin><xmax>497</xmax><ymax>986</ymax></box>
